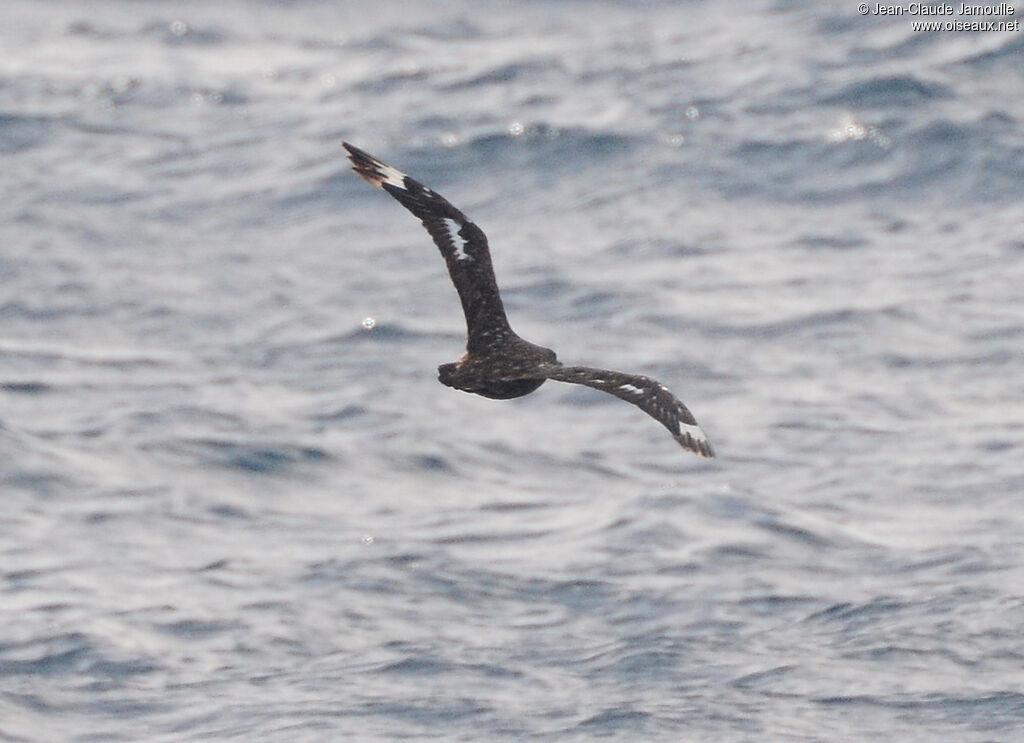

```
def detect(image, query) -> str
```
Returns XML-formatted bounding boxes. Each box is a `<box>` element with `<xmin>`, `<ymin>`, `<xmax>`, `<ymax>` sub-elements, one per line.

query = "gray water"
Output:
<box><xmin>2</xmin><ymin>1</ymin><xmax>1023</xmax><ymax>740</ymax></box>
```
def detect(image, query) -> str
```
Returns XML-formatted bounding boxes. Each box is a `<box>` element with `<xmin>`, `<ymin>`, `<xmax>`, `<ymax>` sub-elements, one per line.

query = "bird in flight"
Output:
<box><xmin>343</xmin><ymin>142</ymin><xmax>714</xmax><ymax>457</ymax></box>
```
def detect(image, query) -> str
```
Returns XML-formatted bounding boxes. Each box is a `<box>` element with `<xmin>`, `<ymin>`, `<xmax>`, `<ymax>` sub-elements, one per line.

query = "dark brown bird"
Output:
<box><xmin>343</xmin><ymin>142</ymin><xmax>714</xmax><ymax>457</ymax></box>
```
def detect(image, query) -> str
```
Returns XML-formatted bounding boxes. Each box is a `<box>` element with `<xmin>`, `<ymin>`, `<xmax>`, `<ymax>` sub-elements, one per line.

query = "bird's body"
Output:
<box><xmin>438</xmin><ymin>335</ymin><xmax>556</xmax><ymax>400</ymax></box>
<box><xmin>343</xmin><ymin>142</ymin><xmax>714</xmax><ymax>458</ymax></box>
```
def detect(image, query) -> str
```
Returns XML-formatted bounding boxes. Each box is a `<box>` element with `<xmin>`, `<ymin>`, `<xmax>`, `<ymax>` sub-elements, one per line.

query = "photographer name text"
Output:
<box><xmin>866</xmin><ymin>3</ymin><xmax>1014</xmax><ymax>14</ymax></box>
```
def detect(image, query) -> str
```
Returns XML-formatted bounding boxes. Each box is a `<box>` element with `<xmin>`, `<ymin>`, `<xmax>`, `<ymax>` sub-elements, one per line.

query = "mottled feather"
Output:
<box><xmin>542</xmin><ymin>365</ymin><xmax>714</xmax><ymax>457</ymax></box>
<box><xmin>343</xmin><ymin>142</ymin><xmax>511</xmax><ymax>353</ymax></box>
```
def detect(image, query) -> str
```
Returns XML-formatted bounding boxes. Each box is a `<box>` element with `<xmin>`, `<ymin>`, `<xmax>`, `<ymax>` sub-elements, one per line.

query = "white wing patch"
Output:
<box><xmin>618</xmin><ymin>383</ymin><xmax>643</xmax><ymax>396</ymax></box>
<box><xmin>443</xmin><ymin>218</ymin><xmax>473</xmax><ymax>262</ymax></box>
<box><xmin>674</xmin><ymin>420</ymin><xmax>713</xmax><ymax>458</ymax></box>
<box><xmin>372</xmin><ymin>161</ymin><xmax>407</xmax><ymax>189</ymax></box>
<box><xmin>679</xmin><ymin>421</ymin><xmax>708</xmax><ymax>442</ymax></box>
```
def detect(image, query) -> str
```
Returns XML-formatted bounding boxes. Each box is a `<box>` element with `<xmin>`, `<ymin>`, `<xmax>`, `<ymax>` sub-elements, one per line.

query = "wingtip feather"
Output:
<box><xmin>342</xmin><ymin>142</ymin><xmax>406</xmax><ymax>190</ymax></box>
<box><xmin>674</xmin><ymin>430</ymin><xmax>715</xmax><ymax>458</ymax></box>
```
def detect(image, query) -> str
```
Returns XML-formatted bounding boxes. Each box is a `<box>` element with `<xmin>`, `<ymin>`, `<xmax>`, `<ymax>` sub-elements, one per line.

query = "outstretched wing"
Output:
<box><xmin>343</xmin><ymin>142</ymin><xmax>512</xmax><ymax>353</ymax></box>
<box><xmin>543</xmin><ymin>365</ymin><xmax>714</xmax><ymax>457</ymax></box>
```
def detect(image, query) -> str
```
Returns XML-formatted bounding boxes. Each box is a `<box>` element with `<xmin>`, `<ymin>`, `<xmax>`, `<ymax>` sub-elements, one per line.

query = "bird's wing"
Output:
<box><xmin>542</xmin><ymin>365</ymin><xmax>714</xmax><ymax>457</ymax></box>
<box><xmin>343</xmin><ymin>142</ymin><xmax>512</xmax><ymax>353</ymax></box>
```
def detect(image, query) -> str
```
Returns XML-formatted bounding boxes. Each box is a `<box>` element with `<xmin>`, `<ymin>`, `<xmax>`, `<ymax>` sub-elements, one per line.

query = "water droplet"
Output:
<box><xmin>441</xmin><ymin>132</ymin><xmax>459</xmax><ymax>147</ymax></box>
<box><xmin>361</xmin><ymin>535</ymin><xmax>374</xmax><ymax>545</ymax></box>
<box><xmin>685</xmin><ymin>106</ymin><xmax>700</xmax><ymax>120</ymax></box>
<box><xmin>169</xmin><ymin>20</ymin><xmax>188</xmax><ymax>37</ymax></box>
<box><xmin>508</xmin><ymin>121</ymin><xmax>525</xmax><ymax>137</ymax></box>
<box><xmin>362</xmin><ymin>317</ymin><xmax>376</xmax><ymax>330</ymax></box>
<box><xmin>827</xmin><ymin>113</ymin><xmax>887</xmax><ymax>147</ymax></box>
